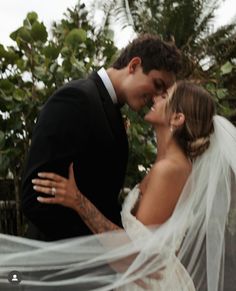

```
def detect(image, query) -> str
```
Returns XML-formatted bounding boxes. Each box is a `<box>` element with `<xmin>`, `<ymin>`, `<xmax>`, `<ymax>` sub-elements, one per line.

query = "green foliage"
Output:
<box><xmin>31</xmin><ymin>22</ymin><xmax>48</xmax><ymax>42</ymax></box>
<box><xmin>65</xmin><ymin>28</ymin><xmax>87</xmax><ymax>48</ymax></box>
<box><xmin>0</xmin><ymin>1</ymin><xmax>118</xmax><ymax>235</ymax></box>
<box><xmin>221</xmin><ymin>61</ymin><xmax>233</xmax><ymax>75</ymax></box>
<box><xmin>205</xmin><ymin>61</ymin><xmax>236</xmax><ymax>120</ymax></box>
<box><xmin>121</xmin><ymin>105</ymin><xmax>156</xmax><ymax>188</ymax></box>
<box><xmin>26</xmin><ymin>12</ymin><xmax>38</xmax><ymax>25</ymax></box>
<box><xmin>43</xmin><ymin>43</ymin><xmax>60</xmax><ymax>59</ymax></box>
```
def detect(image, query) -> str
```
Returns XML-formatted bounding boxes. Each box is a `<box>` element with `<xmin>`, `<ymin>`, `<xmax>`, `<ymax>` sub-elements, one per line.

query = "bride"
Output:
<box><xmin>0</xmin><ymin>81</ymin><xmax>236</xmax><ymax>290</ymax></box>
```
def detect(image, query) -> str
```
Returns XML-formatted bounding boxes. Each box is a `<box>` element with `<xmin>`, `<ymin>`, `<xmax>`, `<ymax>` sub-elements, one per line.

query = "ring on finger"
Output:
<box><xmin>51</xmin><ymin>187</ymin><xmax>56</xmax><ymax>196</ymax></box>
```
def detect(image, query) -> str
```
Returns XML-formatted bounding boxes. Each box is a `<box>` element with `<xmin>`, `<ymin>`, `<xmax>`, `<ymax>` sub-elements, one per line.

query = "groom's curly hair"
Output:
<box><xmin>112</xmin><ymin>34</ymin><xmax>182</xmax><ymax>75</ymax></box>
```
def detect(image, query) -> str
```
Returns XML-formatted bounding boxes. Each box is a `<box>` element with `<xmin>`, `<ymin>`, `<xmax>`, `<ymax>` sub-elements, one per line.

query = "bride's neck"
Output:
<box><xmin>154</xmin><ymin>127</ymin><xmax>181</xmax><ymax>162</ymax></box>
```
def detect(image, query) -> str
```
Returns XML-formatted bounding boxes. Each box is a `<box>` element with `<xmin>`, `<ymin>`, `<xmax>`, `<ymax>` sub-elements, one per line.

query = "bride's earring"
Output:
<box><xmin>170</xmin><ymin>125</ymin><xmax>174</xmax><ymax>133</ymax></box>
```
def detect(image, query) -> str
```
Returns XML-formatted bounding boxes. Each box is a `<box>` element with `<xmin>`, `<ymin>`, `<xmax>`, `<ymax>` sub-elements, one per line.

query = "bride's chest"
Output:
<box><xmin>130</xmin><ymin>172</ymin><xmax>151</xmax><ymax>215</ymax></box>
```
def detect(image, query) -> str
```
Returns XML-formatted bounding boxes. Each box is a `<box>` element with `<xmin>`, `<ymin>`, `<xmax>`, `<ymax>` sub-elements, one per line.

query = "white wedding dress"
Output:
<box><xmin>116</xmin><ymin>185</ymin><xmax>196</xmax><ymax>291</ymax></box>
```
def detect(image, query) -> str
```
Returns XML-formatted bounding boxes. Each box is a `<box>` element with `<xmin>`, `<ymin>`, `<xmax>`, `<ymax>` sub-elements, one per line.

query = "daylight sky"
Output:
<box><xmin>0</xmin><ymin>0</ymin><xmax>235</xmax><ymax>48</ymax></box>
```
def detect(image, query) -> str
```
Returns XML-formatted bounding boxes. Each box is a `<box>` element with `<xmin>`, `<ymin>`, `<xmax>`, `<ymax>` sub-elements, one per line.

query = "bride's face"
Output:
<box><xmin>144</xmin><ymin>85</ymin><xmax>175</xmax><ymax>126</ymax></box>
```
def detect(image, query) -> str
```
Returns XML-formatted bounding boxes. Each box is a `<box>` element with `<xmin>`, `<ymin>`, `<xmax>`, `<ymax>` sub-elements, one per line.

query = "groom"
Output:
<box><xmin>21</xmin><ymin>34</ymin><xmax>181</xmax><ymax>241</ymax></box>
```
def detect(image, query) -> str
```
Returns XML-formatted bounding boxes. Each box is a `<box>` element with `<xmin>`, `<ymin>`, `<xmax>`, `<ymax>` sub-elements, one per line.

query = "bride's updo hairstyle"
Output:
<box><xmin>167</xmin><ymin>81</ymin><xmax>216</xmax><ymax>160</ymax></box>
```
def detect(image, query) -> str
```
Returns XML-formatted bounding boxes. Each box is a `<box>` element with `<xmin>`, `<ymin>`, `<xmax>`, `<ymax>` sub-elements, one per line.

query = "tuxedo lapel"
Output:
<box><xmin>89</xmin><ymin>72</ymin><xmax>128</xmax><ymax>148</ymax></box>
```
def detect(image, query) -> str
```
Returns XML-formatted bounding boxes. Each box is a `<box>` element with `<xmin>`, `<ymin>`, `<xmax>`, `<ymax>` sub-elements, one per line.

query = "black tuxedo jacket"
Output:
<box><xmin>21</xmin><ymin>72</ymin><xmax>128</xmax><ymax>241</ymax></box>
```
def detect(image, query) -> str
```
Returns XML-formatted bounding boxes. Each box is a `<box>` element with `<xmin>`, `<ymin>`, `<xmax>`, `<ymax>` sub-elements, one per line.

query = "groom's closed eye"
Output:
<box><xmin>154</xmin><ymin>79</ymin><xmax>167</xmax><ymax>95</ymax></box>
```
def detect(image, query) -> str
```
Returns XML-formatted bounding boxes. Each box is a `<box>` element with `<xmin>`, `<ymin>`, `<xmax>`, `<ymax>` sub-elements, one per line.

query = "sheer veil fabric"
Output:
<box><xmin>0</xmin><ymin>115</ymin><xmax>235</xmax><ymax>290</ymax></box>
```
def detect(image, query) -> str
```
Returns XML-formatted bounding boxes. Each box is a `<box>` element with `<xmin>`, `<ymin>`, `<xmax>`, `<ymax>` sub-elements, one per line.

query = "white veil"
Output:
<box><xmin>0</xmin><ymin>115</ymin><xmax>235</xmax><ymax>290</ymax></box>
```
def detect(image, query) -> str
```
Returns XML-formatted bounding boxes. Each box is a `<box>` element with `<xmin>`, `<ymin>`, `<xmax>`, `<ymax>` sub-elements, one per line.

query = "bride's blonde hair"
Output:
<box><xmin>167</xmin><ymin>81</ymin><xmax>216</xmax><ymax>160</ymax></box>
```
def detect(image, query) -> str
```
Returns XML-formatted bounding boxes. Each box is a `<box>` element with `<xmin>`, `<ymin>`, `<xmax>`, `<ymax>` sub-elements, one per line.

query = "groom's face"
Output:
<box><xmin>121</xmin><ymin>59</ymin><xmax>175</xmax><ymax>111</ymax></box>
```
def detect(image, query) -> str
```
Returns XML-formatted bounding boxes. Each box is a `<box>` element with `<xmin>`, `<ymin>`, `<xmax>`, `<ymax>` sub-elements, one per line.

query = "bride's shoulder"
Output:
<box><xmin>151</xmin><ymin>158</ymin><xmax>180</xmax><ymax>175</ymax></box>
<box><xmin>135</xmin><ymin>159</ymin><xmax>190</xmax><ymax>225</ymax></box>
<box><xmin>150</xmin><ymin>158</ymin><xmax>191</xmax><ymax>185</ymax></box>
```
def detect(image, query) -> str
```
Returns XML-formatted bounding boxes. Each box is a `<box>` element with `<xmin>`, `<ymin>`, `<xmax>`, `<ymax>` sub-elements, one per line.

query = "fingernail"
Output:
<box><xmin>37</xmin><ymin>197</ymin><xmax>42</xmax><ymax>202</ymax></box>
<box><xmin>38</xmin><ymin>173</ymin><xmax>44</xmax><ymax>177</ymax></box>
<box><xmin>32</xmin><ymin>179</ymin><xmax>36</xmax><ymax>183</ymax></box>
<box><xmin>33</xmin><ymin>186</ymin><xmax>37</xmax><ymax>190</ymax></box>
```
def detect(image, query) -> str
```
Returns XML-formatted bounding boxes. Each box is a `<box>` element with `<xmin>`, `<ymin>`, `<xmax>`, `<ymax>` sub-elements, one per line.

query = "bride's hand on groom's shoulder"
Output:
<box><xmin>32</xmin><ymin>163</ymin><xmax>82</xmax><ymax>211</ymax></box>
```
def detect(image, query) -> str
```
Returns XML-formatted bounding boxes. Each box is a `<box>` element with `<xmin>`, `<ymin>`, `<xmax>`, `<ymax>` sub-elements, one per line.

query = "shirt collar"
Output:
<box><xmin>97</xmin><ymin>67</ymin><xmax>118</xmax><ymax>104</ymax></box>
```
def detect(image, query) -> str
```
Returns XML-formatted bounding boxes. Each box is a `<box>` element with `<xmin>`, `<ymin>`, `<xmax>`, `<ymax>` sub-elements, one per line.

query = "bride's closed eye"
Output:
<box><xmin>161</xmin><ymin>93</ymin><xmax>168</xmax><ymax>99</ymax></box>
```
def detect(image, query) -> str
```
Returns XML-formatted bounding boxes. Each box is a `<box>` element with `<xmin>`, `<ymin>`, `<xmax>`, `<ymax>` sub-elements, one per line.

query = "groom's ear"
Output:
<box><xmin>128</xmin><ymin>57</ymin><xmax>142</xmax><ymax>73</ymax></box>
<box><xmin>171</xmin><ymin>112</ymin><xmax>185</xmax><ymax>128</ymax></box>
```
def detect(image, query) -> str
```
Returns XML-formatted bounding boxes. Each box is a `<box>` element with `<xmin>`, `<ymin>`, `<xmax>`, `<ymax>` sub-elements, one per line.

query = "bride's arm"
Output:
<box><xmin>33</xmin><ymin>163</ymin><xmax>164</xmax><ymax>287</ymax></box>
<box><xmin>33</xmin><ymin>164</ymin><xmax>155</xmax><ymax>287</ymax></box>
<box><xmin>34</xmin><ymin>164</ymin><xmax>121</xmax><ymax>234</ymax></box>
<box><xmin>34</xmin><ymin>160</ymin><xmax>190</xmax><ymax>232</ymax></box>
<box><xmin>69</xmin><ymin>190</ymin><xmax>121</xmax><ymax>233</ymax></box>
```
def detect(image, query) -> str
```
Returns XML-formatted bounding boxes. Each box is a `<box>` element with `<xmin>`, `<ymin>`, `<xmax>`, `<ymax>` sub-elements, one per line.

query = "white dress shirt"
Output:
<box><xmin>97</xmin><ymin>67</ymin><xmax>118</xmax><ymax>104</ymax></box>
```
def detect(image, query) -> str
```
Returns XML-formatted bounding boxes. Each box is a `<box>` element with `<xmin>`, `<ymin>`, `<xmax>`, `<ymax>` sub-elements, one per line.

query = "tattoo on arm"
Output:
<box><xmin>74</xmin><ymin>191</ymin><xmax>121</xmax><ymax>234</ymax></box>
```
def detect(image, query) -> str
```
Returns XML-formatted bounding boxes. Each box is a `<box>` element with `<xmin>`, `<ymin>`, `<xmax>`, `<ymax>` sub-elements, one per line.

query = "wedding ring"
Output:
<box><xmin>51</xmin><ymin>187</ymin><xmax>56</xmax><ymax>196</ymax></box>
